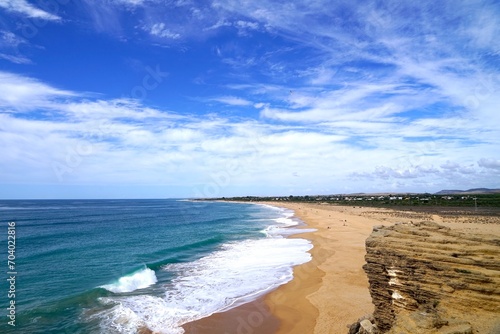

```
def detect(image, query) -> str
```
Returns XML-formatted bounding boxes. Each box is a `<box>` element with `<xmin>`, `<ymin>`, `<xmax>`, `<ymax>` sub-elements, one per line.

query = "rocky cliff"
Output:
<box><xmin>359</xmin><ymin>221</ymin><xmax>500</xmax><ymax>334</ymax></box>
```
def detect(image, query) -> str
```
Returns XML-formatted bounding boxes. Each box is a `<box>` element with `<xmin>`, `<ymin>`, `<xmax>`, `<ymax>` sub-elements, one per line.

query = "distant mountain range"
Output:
<box><xmin>434</xmin><ymin>188</ymin><xmax>500</xmax><ymax>195</ymax></box>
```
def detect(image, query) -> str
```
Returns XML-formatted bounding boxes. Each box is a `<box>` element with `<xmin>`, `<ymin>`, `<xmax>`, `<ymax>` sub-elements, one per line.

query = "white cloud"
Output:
<box><xmin>235</xmin><ymin>20</ymin><xmax>259</xmax><ymax>30</ymax></box>
<box><xmin>149</xmin><ymin>23</ymin><xmax>181</xmax><ymax>39</ymax></box>
<box><xmin>260</xmin><ymin>106</ymin><xmax>327</xmax><ymax>123</ymax></box>
<box><xmin>441</xmin><ymin>160</ymin><xmax>460</xmax><ymax>171</ymax></box>
<box><xmin>0</xmin><ymin>31</ymin><xmax>31</xmax><ymax>64</ymax></box>
<box><xmin>204</xmin><ymin>19</ymin><xmax>259</xmax><ymax>36</ymax></box>
<box><xmin>1</xmin><ymin>75</ymin><xmax>498</xmax><ymax>195</ymax></box>
<box><xmin>308</xmin><ymin>67</ymin><xmax>338</xmax><ymax>85</ymax></box>
<box><xmin>204</xmin><ymin>20</ymin><xmax>232</xmax><ymax>31</ymax></box>
<box><xmin>213</xmin><ymin>0</ymin><xmax>499</xmax><ymax>118</ymax></box>
<box><xmin>234</xmin><ymin>20</ymin><xmax>259</xmax><ymax>36</ymax></box>
<box><xmin>0</xmin><ymin>71</ymin><xmax>77</xmax><ymax>110</ymax></box>
<box><xmin>1</xmin><ymin>31</ymin><xmax>24</xmax><ymax>48</ymax></box>
<box><xmin>259</xmin><ymin>81</ymin><xmax>407</xmax><ymax>123</ymax></box>
<box><xmin>353</xmin><ymin>162</ymin><xmax>482</xmax><ymax>185</ymax></box>
<box><xmin>211</xmin><ymin>96</ymin><xmax>252</xmax><ymax>106</ymax></box>
<box><xmin>254</xmin><ymin>102</ymin><xmax>268</xmax><ymax>109</ymax></box>
<box><xmin>0</xmin><ymin>53</ymin><xmax>31</xmax><ymax>64</ymax></box>
<box><xmin>114</xmin><ymin>0</ymin><xmax>146</xmax><ymax>6</ymax></box>
<box><xmin>478</xmin><ymin>158</ymin><xmax>500</xmax><ymax>170</ymax></box>
<box><xmin>0</xmin><ymin>0</ymin><xmax>61</xmax><ymax>20</ymax></box>
<box><xmin>1</xmin><ymin>1</ymin><xmax>499</xmax><ymax>196</ymax></box>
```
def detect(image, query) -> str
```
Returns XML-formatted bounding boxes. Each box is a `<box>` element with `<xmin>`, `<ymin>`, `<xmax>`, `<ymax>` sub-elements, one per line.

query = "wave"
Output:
<box><xmin>146</xmin><ymin>235</ymin><xmax>225</xmax><ymax>270</ymax></box>
<box><xmin>100</xmin><ymin>267</ymin><xmax>157</xmax><ymax>293</ymax></box>
<box><xmin>91</xmin><ymin>237</ymin><xmax>312</xmax><ymax>333</ymax></box>
<box><xmin>87</xmin><ymin>205</ymin><xmax>313</xmax><ymax>333</ymax></box>
<box><xmin>260</xmin><ymin>207</ymin><xmax>317</xmax><ymax>237</ymax></box>
<box><xmin>254</xmin><ymin>204</ymin><xmax>300</xmax><ymax>227</ymax></box>
<box><xmin>261</xmin><ymin>225</ymin><xmax>317</xmax><ymax>237</ymax></box>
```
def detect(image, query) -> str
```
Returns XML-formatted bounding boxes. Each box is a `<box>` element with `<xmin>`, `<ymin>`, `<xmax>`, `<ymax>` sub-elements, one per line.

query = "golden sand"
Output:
<box><xmin>184</xmin><ymin>201</ymin><xmax>499</xmax><ymax>334</ymax></box>
<box><xmin>264</xmin><ymin>203</ymin><xmax>385</xmax><ymax>334</ymax></box>
<box><xmin>184</xmin><ymin>202</ymin><xmax>384</xmax><ymax>334</ymax></box>
<box><xmin>263</xmin><ymin>202</ymin><xmax>500</xmax><ymax>334</ymax></box>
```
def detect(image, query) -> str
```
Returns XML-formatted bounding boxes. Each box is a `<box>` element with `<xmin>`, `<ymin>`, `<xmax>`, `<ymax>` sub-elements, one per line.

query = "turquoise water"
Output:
<box><xmin>0</xmin><ymin>199</ymin><xmax>312</xmax><ymax>333</ymax></box>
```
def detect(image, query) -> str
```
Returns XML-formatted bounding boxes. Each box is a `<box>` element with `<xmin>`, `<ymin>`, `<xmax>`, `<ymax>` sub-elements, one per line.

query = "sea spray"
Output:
<box><xmin>101</xmin><ymin>267</ymin><xmax>158</xmax><ymax>293</ymax></box>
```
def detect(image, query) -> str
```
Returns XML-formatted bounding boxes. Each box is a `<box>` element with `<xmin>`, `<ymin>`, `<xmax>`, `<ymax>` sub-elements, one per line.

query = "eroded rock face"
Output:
<box><xmin>363</xmin><ymin>221</ymin><xmax>500</xmax><ymax>334</ymax></box>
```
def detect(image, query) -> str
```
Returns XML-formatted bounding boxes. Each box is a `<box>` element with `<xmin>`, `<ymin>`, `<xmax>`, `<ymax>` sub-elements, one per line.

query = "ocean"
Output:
<box><xmin>0</xmin><ymin>199</ymin><xmax>313</xmax><ymax>333</ymax></box>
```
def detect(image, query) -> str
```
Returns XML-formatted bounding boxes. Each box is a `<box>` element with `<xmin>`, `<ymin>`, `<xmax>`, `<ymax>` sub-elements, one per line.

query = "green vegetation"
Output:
<box><xmin>211</xmin><ymin>193</ymin><xmax>500</xmax><ymax>209</ymax></box>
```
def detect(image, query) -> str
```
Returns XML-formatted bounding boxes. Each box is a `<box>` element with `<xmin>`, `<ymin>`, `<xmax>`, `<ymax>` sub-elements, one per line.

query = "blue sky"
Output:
<box><xmin>0</xmin><ymin>0</ymin><xmax>499</xmax><ymax>199</ymax></box>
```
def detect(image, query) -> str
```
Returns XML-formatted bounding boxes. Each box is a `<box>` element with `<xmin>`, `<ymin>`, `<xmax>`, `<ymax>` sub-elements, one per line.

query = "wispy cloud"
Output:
<box><xmin>0</xmin><ymin>0</ymin><xmax>498</xmax><ymax>196</ymax></box>
<box><xmin>234</xmin><ymin>20</ymin><xmax>260</xmax><ymax>36</ymax></box>
<box><xmin>1</xmin><ymin>71</ymin><xmax>498</xmax><ymax>195</ymax></box>
<box><xmin>204</xmin><ymin>19</ymin><xmax>232</xmax><ymax>31</ymax></box>
<box><xmin>0</xmin><ymin>72</ymin><xmax>77</xmax><ymax>110</ymax></box>
<box><xmin>78</xmin><ymin>0</ymin><xmax>125</xmax><ymax>36</ymax></box>
<box><xmin>0</xmin><ymin>30</ymin><xmax>31</xmax><ymax>64</ymax></box>
<box><xmin>113</xmin><ymin>0</ymin><xmax>146</xmax><ymax>7</ymax></box>
<box><xmin>1</xmin><ymin>30</ymin><xmax>26</xmax><ymax>48</ymax></box>
<box><xmin>0</xmin><ymin>0</ymin><xmax>61</xmax><ymax>20</ymax></box>
<box><xmin>148</xmin><ymin>23</ymin><xmax>181</xmax><ymax>39</ymax></box>
<box><xmin>0</xmin><ymin>52</ymin><xmax>31</xmax><ymax>64</ymax></box>
<box><xmin>210</xmin><ymin>96</ymin><xmax>252</xmax><ymax>106</ymax></box>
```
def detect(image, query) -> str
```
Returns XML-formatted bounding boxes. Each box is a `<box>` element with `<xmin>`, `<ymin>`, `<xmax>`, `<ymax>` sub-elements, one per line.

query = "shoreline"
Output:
<box><xmin>181</xmin><ymin>201</ymin><xmax>313</xmax><ymax>334</ymax></box>
<box><xmin>263</xmin><ymin>203</ymin><xmax>382</xmax><ymax>334</ymax></box>
<box><xmin>183</xmin><ymin>202</ymin><xmax>386</xmax><ymax>333</ymax></box>
<box><xmin>183</xmin><ymin>201</ymin><xmax>500</xmax><ymax>334</ymax></box>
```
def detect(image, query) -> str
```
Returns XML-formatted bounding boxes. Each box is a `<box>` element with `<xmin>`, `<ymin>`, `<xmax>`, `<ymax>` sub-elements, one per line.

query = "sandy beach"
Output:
<box><xmin>185</xmin><ymin>202</ymin><xmax>406</xmax><ymax>333</ymax></box>
<box><xmin>184</xmin><ymin>202</ymin><xmax>500</xmax><ymax>333</ymax></box>
<box><xmin>264</xmin><ymin>203</ymin><xmax>390</xmax><ymax>334</ymax></box>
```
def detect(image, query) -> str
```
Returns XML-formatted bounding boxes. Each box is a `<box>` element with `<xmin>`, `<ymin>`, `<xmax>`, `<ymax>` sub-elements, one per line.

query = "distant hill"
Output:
<box><xmin>435</xmin><ymin>188</ymin><xmax>500</xmax><ymax>195</ymax></box>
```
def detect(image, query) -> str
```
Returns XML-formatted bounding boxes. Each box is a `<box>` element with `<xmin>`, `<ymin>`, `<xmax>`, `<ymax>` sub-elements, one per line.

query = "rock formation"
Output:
<box><xmin>360</xmin><ymin>221</ymin><xmax>500</xmax><ymax>334</ymax></box>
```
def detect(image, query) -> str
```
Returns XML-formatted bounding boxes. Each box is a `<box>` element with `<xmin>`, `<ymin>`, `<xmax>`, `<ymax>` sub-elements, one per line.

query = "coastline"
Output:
<box><xmin>263</xmin><ymin>203</ymin><xmax>384</xmax><ymax>334</ymax></box>
<box><xmin>257</xmin><ymin>202</ymin><xmax>500</xmax><ymax>334</ymax></box>
<box><xmin>181</xmin><ymin>200</ymin><xmax>311</xmax><ymax>334</ymax></box>
<box><xmin>183</xmin><ymin>201</ymin><xmax>500</xmax><ymax>333</ymax></box>
<box><xmin>184</xmin><ymin>202</ymin><xmax>389</xmax><ymax>333</ymax></box>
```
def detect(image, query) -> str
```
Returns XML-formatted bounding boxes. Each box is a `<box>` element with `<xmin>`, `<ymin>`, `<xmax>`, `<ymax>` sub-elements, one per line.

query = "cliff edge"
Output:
<box><xmin>357</xmin><ymin>220</ymin><xmax>500</xmax><ymax>334</ymax></box>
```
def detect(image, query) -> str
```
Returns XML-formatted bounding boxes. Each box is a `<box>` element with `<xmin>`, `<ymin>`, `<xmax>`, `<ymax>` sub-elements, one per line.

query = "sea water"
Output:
<box><xmin>0</xmin><ymin>199</ymin><xmax>313</xmax><ymax>333</ymax></box>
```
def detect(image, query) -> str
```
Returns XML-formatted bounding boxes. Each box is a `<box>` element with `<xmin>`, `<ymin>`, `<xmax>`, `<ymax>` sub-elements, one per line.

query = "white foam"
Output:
<box><xmin>273</xmin><ymin>216</ymin><xmax>299</xmax><ymax>227</ymax></box>
<box><xmin>91</xmin><ymin>207</ymin><xmax>313</xmax><ymax>333</ymax></box>
<box><xmin>93</xmin><ymin>237</ymin><xmax>312</xmax><ymax>333</ymax></box>
<box><xmin>260</xmin><ymin>207</ymin><xmax>317</xmax><ymax>237</ymax></box>
<box><xmin>101</xmin><ymin>267</ymin><xmax>157</xmax><ymax>293</ymax></box>
<box><xmin>262</xmin><ymin>225</ymin><xmax>317</xmax><ymax>237</ymax></box>
<box><xmin>94</xmin><ymin>296</ymin><xmax>186</xmax><ymax>334</ymax></box>
<box><xmin>90</xmin><ymin>300</ymin><xmax>148</xmax><ymax>334</ymax></box>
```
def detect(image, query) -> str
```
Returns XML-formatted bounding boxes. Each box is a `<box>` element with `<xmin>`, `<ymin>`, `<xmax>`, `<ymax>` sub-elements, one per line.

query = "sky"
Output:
<box><xmin>0</xmin><ymin>0</ymin><xmax>499</xmax><ymax>199</ymax></box>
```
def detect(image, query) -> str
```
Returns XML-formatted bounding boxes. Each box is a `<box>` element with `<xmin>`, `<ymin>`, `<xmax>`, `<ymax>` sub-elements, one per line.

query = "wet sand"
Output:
<box><xmin>182</xmin><ymin>296</ymin><xmax>279</xmax><ymax>334</ymax></box>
